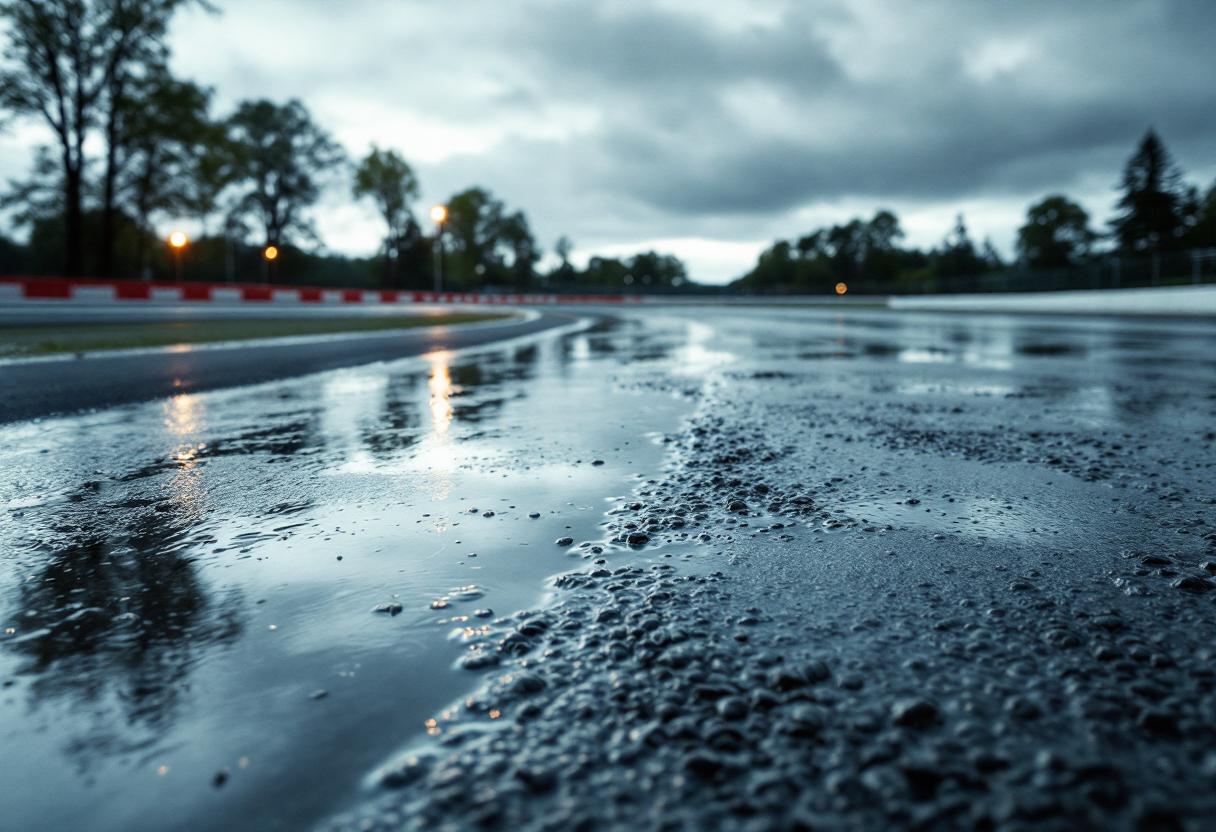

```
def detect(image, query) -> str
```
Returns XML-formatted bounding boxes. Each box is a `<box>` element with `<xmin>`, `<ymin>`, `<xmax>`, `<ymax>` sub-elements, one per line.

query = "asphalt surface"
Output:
<box><xmin>2</xmin><ymin>307</ymin><xmax>1215</xmax><ymax>832</ymax></box>
<box><xmin>0</xmin><ymin>311</ymin><xmax>564</xmax><ymax>424</ymax></box>
<box><xmin>0</xmin><ymin>300</ymin><xmax>495</xmax><ymax>327</ymax></box>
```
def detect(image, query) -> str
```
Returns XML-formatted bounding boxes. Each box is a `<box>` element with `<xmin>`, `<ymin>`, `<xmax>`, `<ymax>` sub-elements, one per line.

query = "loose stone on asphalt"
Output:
<box><xmin>322</xmin><ymin>310</ymin><xmax>1216</xmax><ymax>832</ymax></box>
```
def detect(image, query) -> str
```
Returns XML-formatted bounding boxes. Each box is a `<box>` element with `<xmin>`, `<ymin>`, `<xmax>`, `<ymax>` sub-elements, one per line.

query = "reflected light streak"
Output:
<box><xmin>421</xmin><ymin>351</ymin><xmax>457</xmax><ymax>501</ymax></box>
<box><xmin>676</xmin><ymin>321</ymin><xmax>734</xmax><ymax>375</ymax></box>
<box><xmin>161</xmin><ymin>394</ymin><xmax>208</xmax><ymax>517</ymax></box>
<box><xmin>428</xmin><ymin>353</ymin><xmax>454</xmax><ymax>435</ymax></box>
<box><xmin>164</xmin><ymin>393</ymin><xmax>203</xmax><ymax>438</ymax></box>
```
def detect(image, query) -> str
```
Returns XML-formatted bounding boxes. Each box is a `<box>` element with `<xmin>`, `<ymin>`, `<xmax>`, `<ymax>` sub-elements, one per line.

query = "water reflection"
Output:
<box><xmin>0</xmin><ymin>311</ymin><xmax>700</xmax><ymax>816</ymax></box>
<box><xmin>363</xmin><ymin>376</ymin><xmax>423</xmax><ymax>458</ymax></box>
<box><xmin>560</xmin><ymin>317</ymin><xmax>672</xmax><ymax>365</ymax></box>
<box><xmin>4</xmin><ymin>502</ymin><xmax>242</xmax><ymax>762</ymax></box>
<box><xmin>116</xmin><ymin>417</ymin><xmax>319</xmax><ymax>483</ymax></box>
<box><xmin>428</xmin><ymin>352</ymin><xmax>454</xmax><ymax>436</ymax></box>
<box><xmin>338</xmin><ymin>343</ymin><xmax>549</xmax><ymax>472</ymax></box>
<box><xmin>163</xmin><ymin>393</ymin><xmax>204</xmax><ymax>437</ymax></box>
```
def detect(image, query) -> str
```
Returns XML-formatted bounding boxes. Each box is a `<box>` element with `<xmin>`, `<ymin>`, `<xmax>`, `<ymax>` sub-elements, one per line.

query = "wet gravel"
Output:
<box><xmin>322</xmin><ymin>311</ymin><xmax>1216</xmax><ymax>832</ymax></box>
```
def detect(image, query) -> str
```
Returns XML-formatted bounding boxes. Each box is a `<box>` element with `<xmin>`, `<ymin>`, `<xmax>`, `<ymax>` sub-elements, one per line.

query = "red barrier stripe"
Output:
<box><xmin>0</xmin><ymin>276</ymin><xmax>645</xmax><ymax>305</ymax></box>
<box><xmin>114</xmin><ymin>282</ymin><xmax>151</xmax><ymax>300</ymax></box>
<box><xmin>21</xmin><ymin>279</ymin><xmax>73</xmax><ymax>299</ymax></box>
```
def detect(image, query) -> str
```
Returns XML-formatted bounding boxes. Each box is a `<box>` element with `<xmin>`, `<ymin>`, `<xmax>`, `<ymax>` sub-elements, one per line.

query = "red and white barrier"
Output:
<box><xmin>0</xmin><ymin>276</ymin><xmax>644</xmax><ymax>306</ymax></box>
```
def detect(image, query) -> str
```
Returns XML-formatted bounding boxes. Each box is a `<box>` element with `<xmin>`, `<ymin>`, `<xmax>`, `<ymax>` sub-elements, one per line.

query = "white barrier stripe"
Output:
<box><xmin>1</xmin><ymin>278</ymin><xmax>642</xmax><ymax>305</ymax></box>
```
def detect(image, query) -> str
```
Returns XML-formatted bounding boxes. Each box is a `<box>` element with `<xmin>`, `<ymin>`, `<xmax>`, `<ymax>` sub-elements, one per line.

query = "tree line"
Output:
<box><xmin>8</xmin><ymin>3</ymin><xmax>1208</xmax><ymax>295</ymax></box>
<box><xmin>0</xmin><ymin>0</ymin><xmax>686</xmax><ymax>291</ymax></box>
<box><xmin>735</xmin><ymin>130</ymin><xmax>1216</xmax><ymax>294</ymax></box>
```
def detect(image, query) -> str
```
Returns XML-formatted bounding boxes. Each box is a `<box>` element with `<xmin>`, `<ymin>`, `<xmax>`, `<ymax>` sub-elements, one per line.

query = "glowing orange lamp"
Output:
<box><xmin>169</xmin><ymin>231</ymin><xmax>189</xmax><ymax>281</ymax></box>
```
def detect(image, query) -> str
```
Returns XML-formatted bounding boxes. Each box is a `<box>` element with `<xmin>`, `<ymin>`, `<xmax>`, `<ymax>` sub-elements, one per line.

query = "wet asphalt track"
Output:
<box><xmin>2</xmin><ymin>307</ymin><xmax>1215</xmax><ymax>832</ymax></box>
<box><xmin>0</xmin><ymin>311</ymin><xmax>565</xmax><ymax>424</ymax></box>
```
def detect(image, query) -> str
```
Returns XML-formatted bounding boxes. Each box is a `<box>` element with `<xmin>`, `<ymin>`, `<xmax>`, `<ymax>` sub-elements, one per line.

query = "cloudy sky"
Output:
<box><xmin>3</xmin><ymin>0</ymin><xmax>1216</xmax><ymax>283</ymax></box>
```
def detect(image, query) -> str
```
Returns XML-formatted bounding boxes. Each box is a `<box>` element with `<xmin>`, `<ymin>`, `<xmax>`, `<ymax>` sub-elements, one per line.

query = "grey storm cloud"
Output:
<box><xmin>492</xmin><ymin>0</ymin><xmax>1216</xmax><ymax>216</ymax></box>
<box><xmin>6</xmin><ymin>0</ymin><xmax>1212</xmax><ymax>279</ymax></box>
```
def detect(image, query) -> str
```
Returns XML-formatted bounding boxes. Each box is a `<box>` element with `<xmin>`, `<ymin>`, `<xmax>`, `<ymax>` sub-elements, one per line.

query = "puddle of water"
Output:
<box><xmin>0</xmin><ymin>316</ymin><xmax>698</xmax><ymax>832</ymax></box>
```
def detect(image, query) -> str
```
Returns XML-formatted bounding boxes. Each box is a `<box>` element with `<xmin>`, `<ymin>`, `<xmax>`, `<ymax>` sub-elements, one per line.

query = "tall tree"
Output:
<box><xmin>933</xmin><ymin>214</ymin><xmax>989</xmax><ymax>278</ymax></box>
<box><xmin>1017</xmin><ymin>195</ymin><xmax>1095</xmax><ymax>268</ymax></box>
<box><xmin>0</xmin><ymin>1</ymin><xmax>106</xmax><ymax>276</ymax></box>
<box><xmin>0</xmin><ymin>0</ymin><xmax>201</xmax><ymax>276</ymax></box>
<box><xmin>1110</xmin><ymin>130</ymin><xmax>1196</xmax><ymax>254</ymax></box>
<box><xmin>444</xmin><ymin>187</ymin><xmax>537</xmax><ymax>288</ymax></box>
<box><xmin>860</xmin><ymin>210</ymin><xmax>907</xmax><ymax>282</ymax></box>
<box><xmin>0</xmin><ymin>145</ymin><xmax>63</xmax><ymax>230</ymax></box>
<box><xmin>499</xmin><ymin>210</ymin><xmax>538</xmax><ymax>290</ymax></box>
<box><xmin>553</xmin><ymin>235</ymin><xmax>574</xmax><ymax>281</ymax></box>
<box><xmin>626</xmin><ymin>251</ymin><xmax>686</xmax><ymax>287</ymax></box>
<box><xmin>1183</xmin><ymin>180</ymin><xmax>1216</xmax><ymax>250</ymax></box>
<box><xmin>96</xmin><ymin>0</ymin><xmax>203</xmax><ymax>277</ymax></box>
<box><xmin>226</xmin><ymin>99</ymin><xmax>345</xmax><ymax>272</ymax></box>
<box><xmin>117</xmin><ymin>71</ymin><xmax>221</xmax><ymax>275</ymax></box>
<box><xmin>353</xmin><ymin>146</ymin><xmax>418</xmax><ymax>288</ymax></box>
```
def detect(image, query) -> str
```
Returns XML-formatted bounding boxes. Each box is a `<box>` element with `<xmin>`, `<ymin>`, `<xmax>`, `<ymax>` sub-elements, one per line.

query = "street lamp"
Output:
<box><xmin>430</xmin><ymin>205</ymin><xmax>447</xmax><ymax>295</ymax></box>
<box><xmin>263</xmin><ymin>245</ymin><xmax>279</xmax><ymax>284</ymax></box>
<box><xmin>169</xmin><ymin>231</ymin><xmax>189</xmax><ymax>282</ymax></box>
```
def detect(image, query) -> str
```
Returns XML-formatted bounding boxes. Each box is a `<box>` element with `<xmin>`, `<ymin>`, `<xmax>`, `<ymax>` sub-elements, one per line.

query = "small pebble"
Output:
<box><xmin>891</xmin><ymin>698</ymin><xmax>938</xmax><ymax>728</ymax></box>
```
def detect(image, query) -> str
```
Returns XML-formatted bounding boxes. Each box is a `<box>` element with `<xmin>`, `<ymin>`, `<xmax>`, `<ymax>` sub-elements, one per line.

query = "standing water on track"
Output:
<box><xmin>0</xmin><ymin>314</ymin><xmax>707</xmax><ymax>832</ymax></box>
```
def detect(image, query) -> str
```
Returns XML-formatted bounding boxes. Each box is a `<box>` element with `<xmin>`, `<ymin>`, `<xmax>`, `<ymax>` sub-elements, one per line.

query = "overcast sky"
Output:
<box><xmin>3</xmin><ymin>0</ymin><xmax>1215</xmax><ymax>283</ymax></box>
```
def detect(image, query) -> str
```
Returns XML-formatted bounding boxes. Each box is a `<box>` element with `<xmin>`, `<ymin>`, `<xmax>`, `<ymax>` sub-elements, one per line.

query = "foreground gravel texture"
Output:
<box><xmin>324</xmin><ymin>311</ymin><xmax>1216</xmax><ymax>832</ymax></box>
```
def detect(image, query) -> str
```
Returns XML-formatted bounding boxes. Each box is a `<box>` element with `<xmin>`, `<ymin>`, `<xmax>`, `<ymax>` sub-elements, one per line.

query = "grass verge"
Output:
<box><xmin>0</xmin><ymin>312</ymin><xmax>512</xmax><ymax>358</ymax></box>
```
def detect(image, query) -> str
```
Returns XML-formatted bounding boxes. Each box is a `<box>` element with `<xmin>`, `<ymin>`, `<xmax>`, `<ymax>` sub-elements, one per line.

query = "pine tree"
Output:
<box><xmin>1110</xmin><ymin>130</ymin><xmax>1195</xmax><ymax>253</ymax></box>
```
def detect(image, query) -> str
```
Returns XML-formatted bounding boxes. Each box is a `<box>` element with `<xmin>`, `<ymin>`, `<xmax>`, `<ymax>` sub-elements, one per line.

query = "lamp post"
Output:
<box><xmin>168</xmin><ymin>231</ymin><xmax>189</xmax><ymax>282</ymax></box>
<box><xmin>430</xmin><ymin>205</ymin><xmax>447</xmax><ymax>295</ymax></box>
<box><xmin>263</xmin><ymin>244</ymin><xmax>279</xmax><ymax>284</ymax></box>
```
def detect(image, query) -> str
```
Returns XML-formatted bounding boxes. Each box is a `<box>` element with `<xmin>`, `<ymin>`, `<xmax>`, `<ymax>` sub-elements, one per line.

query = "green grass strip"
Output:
<box><xmin>0</xmin><ymin>312</ymin><xmax>512</xmax><ymax>357</ymax></box>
